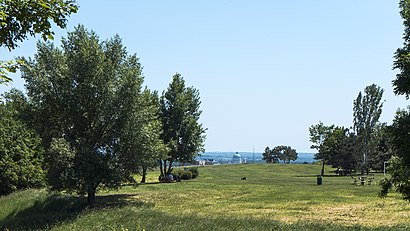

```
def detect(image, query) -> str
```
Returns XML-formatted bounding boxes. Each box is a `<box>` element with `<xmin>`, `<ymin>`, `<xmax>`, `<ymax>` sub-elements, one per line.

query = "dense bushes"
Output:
<box><xmin>0</xmin><ymin>103</ymin><xmax>45</xmax><ymax>195</ymax></box>
<box><xmin>172</xmin><ymin>167</ymin><xmax>199</xmax><ymax>180</ymax></box>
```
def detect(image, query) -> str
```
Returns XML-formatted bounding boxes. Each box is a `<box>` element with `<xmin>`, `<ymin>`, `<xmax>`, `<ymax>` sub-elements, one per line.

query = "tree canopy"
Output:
<box><xmin>21</xmin><ymin>25</ymin><xmax>155</xmax><ymax>204</ymax></box>
<box><xmin>0</xmin><ymin>0</ymin><xmax>78</xmax><ymax>83</ymax></box>
<box><xmin>353</xmin><ymin>84</ymin><xmax>384</xmax><ymax>174</ymax></box>
<box><xmin>159</xmin><ymin>73</ymin><xmax>206</xmax><ymax>178</ymax></box>
<box><xmin>309</xmin><ymin>122</ymin><xmax>334</xmax><ymax>175</ymax></box>
<box><xmin>0</xmin><ymin>90</ymin><xmax>45</xmax><ymax>195</ymax></box>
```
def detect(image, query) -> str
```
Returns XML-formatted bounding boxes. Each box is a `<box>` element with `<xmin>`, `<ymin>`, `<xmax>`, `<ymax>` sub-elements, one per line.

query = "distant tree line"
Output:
<box><xmin>0</xmin><ymin>25</ymin><xmax>206</xmax><ymax>205</ymax></box>
<box><xmin>309</xmin><ymin>84</ymin><xmax>387</xmax><ymax>176</ymax></box>
<box><xmin>308</xmin><ymin>0</ymin><xmax>410</xmax><ymax>202</ymax></box>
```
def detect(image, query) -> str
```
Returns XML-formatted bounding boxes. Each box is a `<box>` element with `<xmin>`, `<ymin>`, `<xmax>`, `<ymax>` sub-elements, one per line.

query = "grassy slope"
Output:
<box><xmin>1</xmin><ymin>164</ymin><xmax>409</xmax><ymax>230</ymax></box>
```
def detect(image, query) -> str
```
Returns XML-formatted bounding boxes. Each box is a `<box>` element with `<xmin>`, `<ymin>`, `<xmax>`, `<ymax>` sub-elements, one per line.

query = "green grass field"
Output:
<box><xmin>1</xmin><ymin>164</ymin><xmax>410</xmax><ymax>230</ymax></box>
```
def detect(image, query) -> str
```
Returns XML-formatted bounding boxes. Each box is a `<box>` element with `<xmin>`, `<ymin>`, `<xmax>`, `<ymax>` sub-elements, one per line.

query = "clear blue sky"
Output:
<box><xmin>1</xmin><ymin>1</ymin><xmax>409</xmax><ymax>153</ymax></box>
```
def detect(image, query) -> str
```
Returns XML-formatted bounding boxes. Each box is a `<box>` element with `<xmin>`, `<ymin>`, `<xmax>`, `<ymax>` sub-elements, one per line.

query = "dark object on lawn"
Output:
<box><xmin>241</xmin><ymin>177</ymin><xmax>247</xmax><ymax>180</ymax></box>
<box><xmin>317</xmin><ymin>176</ymin><xmax>322</xmax><ymax>185</ymax></box>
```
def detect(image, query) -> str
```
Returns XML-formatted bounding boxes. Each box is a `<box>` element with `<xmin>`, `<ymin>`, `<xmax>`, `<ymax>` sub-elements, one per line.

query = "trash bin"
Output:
<box><xmin>317</xmin><ymin>176</ymin><xmax>322</xmax><ymax>185</ymax></box>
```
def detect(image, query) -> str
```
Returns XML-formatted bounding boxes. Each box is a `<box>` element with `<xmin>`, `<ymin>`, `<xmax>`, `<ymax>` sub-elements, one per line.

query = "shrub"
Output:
<box><xmin>180</xmin><ymin>171</ymin><xmax>192</xmax><ymax>180</ymax></box>
<box><xmin>188</xmin><ymin>167</ymin><xmax>199</xmax><ymax>179</ymax></box>
<box><xmin>172</xmin><ymin>169</ymin><xmax>184</xmax><ymax>179</ymax></box>
<box><xmin>0</xmin><ymin>104</ymin><xmax>45</xmax><ymax>195</ymax></box>
<box><xmin>171</xmin><ymin>169</ymin><xmax>193</xmax><ymax>180</ymax></box>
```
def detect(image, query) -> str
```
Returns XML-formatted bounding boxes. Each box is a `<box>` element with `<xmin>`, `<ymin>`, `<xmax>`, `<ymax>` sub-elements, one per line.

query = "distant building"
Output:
<box><xmin>232</xmin><ymin>152</ymin><xmax>242</xmax><ymax>164</ymax></box>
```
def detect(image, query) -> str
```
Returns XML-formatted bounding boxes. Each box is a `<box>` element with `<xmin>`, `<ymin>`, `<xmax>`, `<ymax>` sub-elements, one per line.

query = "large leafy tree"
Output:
<box><xmin>0</xmin><ymin>90</ymin><xmax>45</xmax><ymax>195</ymax></box>
<box><xmin>380</xmin><ymin>107</ymin><xmax>410</xmax><ymax>200</ymax></box>
<box><xmin>379</xmin><ymin>0</ymin><xmax>410</xmax><ymax>201</ymax></box>
<box><xmin>353</xmin><ymin>84</ymin><xmax>384</xmax><ymax>174</ymax></box>
<box><xmin>368</xmin><ymin>123</ymin><xmax>392</xmax><ymax>172</ymax></box>
<box><xmin>272</xmin><ymin>145</ymin><xmax>298</xmax><ymax>164</ymax></box>
<box><xmin>122</xmin><ymin>89</ymin><xmax>168</xmax><ymax>184</ymax></box>
<box><xmin>0</xmin><ymin>0</ymin><xmax>78</xmax><ymax>83</ymax></box>
<box><xmin>21</xmin><ymin>25</ymin><xmax>151</xmax><ymax>204</ymax></box>
<box><xmin>322</xmin><ymin>127</ymin><xmax>359</xmax><ymax>173</ymax></box>
<box><xmin>393</xmin><ymin>0</ymin><xmax>410</xmax><ymax>99</ymax></box>
<box><xmin>309</xmin><ymin>122</ymin><xmax>334</xmax><ymax>176</ymax></box>
<box><xmin>159</xmin><ymin>73</ymin><xmax>206</xmax><ymax>178</ymax></box>
<box><xmin>262</xmin><ymin>146</ymin><xmax>279</xmax><ymax>163</ymax></box>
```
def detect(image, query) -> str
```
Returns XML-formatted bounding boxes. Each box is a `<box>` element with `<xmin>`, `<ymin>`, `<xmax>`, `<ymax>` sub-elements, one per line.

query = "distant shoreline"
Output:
<box><xmin>196</xmin><ymin>152</ymin><xmax>316</xmax><ymax>164</ymax></box>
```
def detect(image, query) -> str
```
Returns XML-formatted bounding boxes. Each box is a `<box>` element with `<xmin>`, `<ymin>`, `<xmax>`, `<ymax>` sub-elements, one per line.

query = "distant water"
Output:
<box><xmin>196</xmin><ymin>152</ymin><xmax>315</xmax><ymax>164</ymax></box>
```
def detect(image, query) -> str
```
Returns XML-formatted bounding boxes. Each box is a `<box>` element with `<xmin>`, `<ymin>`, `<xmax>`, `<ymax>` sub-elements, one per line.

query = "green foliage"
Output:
<box><xmin>381</xmin><ymin>108</ymin><xmax>410</xmax><ymax>200</ymax></box>
<box><xmin>322</xmin><ymin>127</ymin><xmax>359</xmax><ymax>172</ymax></box>
<box><xmin>309</xmin><ymin>122</ymin><xmax>335</xmax><ymax>175</ymax></box>
<box><xmin>0</xmin><ymin>59</ymin><xmax>23</xmax><ymax>83</ymax></box>
<box><xmin>188</xmin><ymin>167</ymin><xmax>199</xmax><ymax>179</ymax></box>
<box><xmin>262</xmin><ymin>146</ymin><xmax>279</xmax><ymax>163</ymax></box>
<box><xmin>21</xmin><ymin>25</ymin><xmax>156</xmax><ymax>204</ymax></box>
<box><xmin>1</xmin><ymin>165</ymin><xmax>410</xmax><ymax>230</ymax></box>
<box><xmin>172</xmin><ymin>168</ymin><xmax>198</xmax><ymax>180</ymax></box>
<box><xmin>0</xmin><ymin>0</ymin><xmax>78</xmax><ymax>83</ymax></box>
<box><xmin>380</xmin><ymin>156</ymin><xmax>410</xmax><ymax>201</ymax></box>
<box><xmin>369</xmin><ymin>123</ymin><xmax>392</xmax><ymax>172</ymax></box>
<box><xmin>120</xmin><ymin>88</ymin><xmax>168</xmax><ymax>184</ymax></box>
<box><xmin>393</xmin><ymin>0</ymin><xmax>410</xmax><ymax>98</ymax></box>
<box><xmin>0</xmin><ymin>0</ymin><xmax>78</xmax><ymax>50</ymax></box>
<box><xmin>45</xmin><ymin>138</ymin><xmax>77</xmax><ymax>193</ymax></box>
<box><xmin>0</xmin><ymin>94</ymin><xmax>44</xmax><ymax>195</ymax></box>
<box><xmin>159</xmin><ymin>73</ymin><xmax>206</xmax><ymax>176</ymax></box>
<box><xmin>271</xmin><ymin>145</ymin><xmax>298</xmax><ymax>164</ymax></box>
<box><xmin>353</xmin><ymin>84</ymin><xmax>384</xmax><ymax>173</ymax></box>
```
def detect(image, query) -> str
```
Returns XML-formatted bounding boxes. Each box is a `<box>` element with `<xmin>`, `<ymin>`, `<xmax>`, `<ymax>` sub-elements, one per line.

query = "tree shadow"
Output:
<box><xmin>294</xmin><ymin>174</ymin><xmax>351</xmax><ymax>178</ymax></box>
<box><xmin>0</xmin><ymin>193</ymin><xmax>150</xmax><ymax>230</ymax></box>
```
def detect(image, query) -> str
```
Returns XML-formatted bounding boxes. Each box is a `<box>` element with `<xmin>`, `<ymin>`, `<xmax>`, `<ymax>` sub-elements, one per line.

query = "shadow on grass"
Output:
<box><xmin>295</xmin><ymin>174</ymin><xmax>355</xmax><ymax>178</ymax></box>
<box><xmin>0</xmin><ymin>193</ymin><xmax>150</xmax><ymax>230</ymax></box>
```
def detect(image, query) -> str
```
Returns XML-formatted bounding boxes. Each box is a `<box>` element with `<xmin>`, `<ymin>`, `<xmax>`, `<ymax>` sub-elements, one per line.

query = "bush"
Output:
<box><xmin>0</xmin><ymin>104</ymin><xmax>45</xmax><ymax>195</ymax></box>
<box><xmin>180</xmin><ymin>171</ymin><xmax>192</xmax><ymax>180</ymax></box>
<box><xmin>172</xmin><ymin>168</ymin><xmax>198</xmax><ymax>180</ymax></box>
<box><xmin>188</xmin><ymin>167</ymin><xmax>199</xmax><ymax>179</ymax></box>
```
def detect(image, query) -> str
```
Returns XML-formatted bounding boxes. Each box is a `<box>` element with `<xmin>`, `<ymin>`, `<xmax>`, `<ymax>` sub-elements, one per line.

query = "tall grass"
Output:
<box><xmin>1</xmin><ymin>164</ymin><xmax>409</xmax><ymax>230</ymax></box>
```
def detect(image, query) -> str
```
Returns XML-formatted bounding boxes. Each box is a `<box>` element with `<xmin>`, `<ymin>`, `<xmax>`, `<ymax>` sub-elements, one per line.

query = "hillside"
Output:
<box><xmin>1</xmin><ymin>164</ymin><xmax>409</xmax><ymax>230</ymax></box>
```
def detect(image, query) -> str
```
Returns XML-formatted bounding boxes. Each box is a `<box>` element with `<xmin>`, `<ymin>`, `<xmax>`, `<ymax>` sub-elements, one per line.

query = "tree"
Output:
<box><xmin>380</xmin><ymin>0</ymin><xmax>410</xmax><ymax>201</ymax></box>
<box><xmin>0</xmin><ymin>90</ymin><xmax>45</xmax><ymax>195</ymax></box>
<box><xmin>121</xmin><ymin>89</ymin><xmax>168</xmax><ymax>184</ymax></box>
<box><xmin>0</xmin><ymin>0</ymin><xmax>78</xmax><ymax>83</ymax></box>
<box><xmin>262</xmin><ymin>146</ymin><xmax>279</xmax><ymax>163</ymax></box>
<box><xmin>368</xmin><ymin>123</ymin><xmax>392</xmax><ymax>172</ymax></box>
<box><xmin>393</xmin><ymin>0</ymin><xmax>410</xmax><ymax>99</ymax></box>
<box><xmin>21</xmin><ymin>26</ymin><xmax>151</xmax><ymax>204</ymax></box>
<box><xmin>353</xmin><ymin>84</ymin><xmax>384</xmax><ymax>174</ymax></box>
<box><xmin>159</xmin><ymin>73</ymin><xmax>206</xmax><ymax>178</ymax></box>
<box><xmin>379</xmin><ymin>108</ymin><xmax>410</xmax><ymax>200</ymax></box>
<box><xmin>322</xmin><ymin>127</ymin><xmax>359</xmax><ymax>173</ymax></box>
<box><xmin>272</xmin><ymin>145</ymin><xmax>298</xmax><ymax>164</ymax></box>
<box><xmin>309</xmin><ymin>122</ymin><xmax>334</xmax><ymax>176</ymax></box>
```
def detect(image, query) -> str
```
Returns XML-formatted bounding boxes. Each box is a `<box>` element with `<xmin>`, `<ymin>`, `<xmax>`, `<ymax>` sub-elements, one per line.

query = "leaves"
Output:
<box><xmin>159</xmin><ymin>73</ymin><xmax>206</xmax><ymax>173</ymax></box>
<box><xmin>0</xmin><ymin>94</ymin><xmax>45</xmax><ymax>195</ymax></box>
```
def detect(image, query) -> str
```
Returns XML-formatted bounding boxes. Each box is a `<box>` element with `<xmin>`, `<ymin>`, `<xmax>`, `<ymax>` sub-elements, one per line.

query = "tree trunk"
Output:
<box><xmin>167</xmin><ymin>160</ymin><xmax>173</xmax><ymax>175</ymax></box>
<box><xmin>159</xmin><ymin>159</ymin><xmax>164</xmax><ymax>176</ymax></box>
<box><xmin>87</xmin><ymin>186</ymin><xmax>96</xmax><ymax>206</ymax></box>
<box><xmin>163</xmin><ymin>160</ymin><xmax>167</xmax><ymax>176</ymax></box>
<box><xmin>140</xmin><ymin>166</ymin><xmax>147</xmax><ymax>183</ymax></box>
<box><xmin>321</xmin><ymin>161</ymin><xmax>325</xmax><ymax>176</ymax></box>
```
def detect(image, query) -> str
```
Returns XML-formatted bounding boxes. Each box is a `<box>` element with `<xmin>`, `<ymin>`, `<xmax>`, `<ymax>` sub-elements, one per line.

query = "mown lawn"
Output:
<box><xmin>1</xmin><ymin>164</ymin><xmax>409</xmax><ymax>230</ymax></box>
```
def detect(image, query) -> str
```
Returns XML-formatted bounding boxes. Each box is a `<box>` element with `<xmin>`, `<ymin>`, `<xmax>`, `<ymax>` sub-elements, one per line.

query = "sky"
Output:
<box><xmin>1</xmin><ymin>1</ymin><xmax>409</xmax><ymax>153</ymax></box>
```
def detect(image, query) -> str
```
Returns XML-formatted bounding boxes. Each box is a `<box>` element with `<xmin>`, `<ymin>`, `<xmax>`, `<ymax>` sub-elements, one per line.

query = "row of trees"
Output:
<box><xmin>308</xmin><ymin>0</ymin><xmax>410</xmax><ymax>202</ymax></box>
<box><xmin>0</xmin><ymin>25</ymin><xmax>206</xmax><ymax>204</ymax></box>
<box><xmin>262</xmin><ymin>145</ymin><xmax>298</xmax><ymax>164</ymax></box>
<box><xmin>309</xmin><ymin>84</ymin><xmax>386</xmax><ymax>176</ymax></box>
